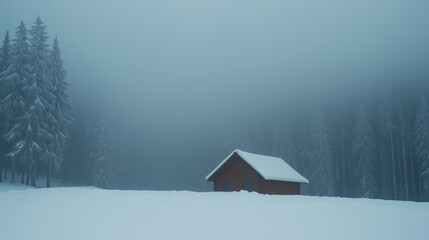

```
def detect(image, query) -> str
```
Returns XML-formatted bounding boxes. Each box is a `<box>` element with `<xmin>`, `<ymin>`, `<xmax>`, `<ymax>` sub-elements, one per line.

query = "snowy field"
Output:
<box><xmin>0</xmin><ymin>184</ymin><xmax>428</xmax><ymax>240</ymax></box>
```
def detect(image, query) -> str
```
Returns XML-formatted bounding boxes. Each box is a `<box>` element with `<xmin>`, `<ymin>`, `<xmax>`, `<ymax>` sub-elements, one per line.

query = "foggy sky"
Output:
<box><xmin>1</xmin><ymin>0</ymin><xmax>429</xmax><ymax>190</ymax></box>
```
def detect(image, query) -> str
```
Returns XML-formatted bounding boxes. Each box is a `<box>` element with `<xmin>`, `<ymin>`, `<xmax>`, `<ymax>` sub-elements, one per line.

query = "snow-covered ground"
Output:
<box><xmin>0</xmin><ymin>184</ymin><xmax>427</xmax><ymax>240</ymax></box>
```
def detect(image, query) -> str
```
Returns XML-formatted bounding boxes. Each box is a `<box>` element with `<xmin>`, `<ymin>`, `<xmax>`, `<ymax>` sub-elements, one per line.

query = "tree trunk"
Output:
<box><xmin>342</xmin><ymin>135</ymin><xmax>346</xmax><ymax>197</ymax></box>
<box><xmin>346</xmin><ymin>149</ymin><xmax>351</xmax><ymax>197</ymax></box>
<box><xmin>11</xmin><ymin>166</ymin><xmax>15</xmax><ymax>184</ymax></box>
<box><xmin>340</xmin><ymin>118</ymin><xmax>346</xmax><ymax>197</ymax></box>
<box><xmin>31</xmin><ymin>162</ymin><xmax>36</xmax><ymax>187</ymax></box>
<box><xmin>47</xmin><ymin>159</ymin><xmax>51</xmax><ymax>188</ymax></box>
<box><xmin>378</xmin><ymin>135</ymin><xmax>387</xmax><ymax>199</ymax></box>
<box><xmin>408</xmin><ymin>138</ymin><xmax>417</xmax><ymax>201</ymax></box>
<box><xmin>4</xmin><ymin>165</ymin><xmax>7</xmax><ymax>180</ymax></box>
<box><xmin>404</xmin><ymin>83</ymin><xmax>417</xmax><ymax>201</ymax></box>
<box><xmin>26</xmin><ymin>171</ymin><xmax>29</xmax><ymax>185</ymax></box>
<box><xmin>418</xmin><ymin>163</ymin><xmax>423</xmax><ymax>201</ymax></box>
<box><xmin>400</xmin><ymin>121</ymin><xmax>409</xmax><ymax>201</ymax></box>
<box><xmin>406</xmin><ymin>106</ymin><xmax>417</xmax><ymax>201</ymax></box>
<box><xmin>0</xmin><ymin>156</ymin><xmax>2</xmax><ymax>183</ymax></box>
<box><xmin>21</xmin><ymin>170</ymin><xmax>24</xmax><ymax>184</ymax></box>
<box><xmin>396</xmin><ymin>132</ymin><xmax>403</xmax><ymax>200</ymax></box>
<box><xmin>390</xmin><ymin>132</ymin><xmax>397</xmax><ymax>200</ymax></box>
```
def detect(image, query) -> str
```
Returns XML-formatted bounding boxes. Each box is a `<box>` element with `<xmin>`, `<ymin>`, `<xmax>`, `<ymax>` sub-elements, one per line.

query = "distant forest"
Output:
<box><xmin>1</xmin><ymin>17</ymin><xmax>429</xmax><ymax>202</ymax></box>
<box><xmin>218</xmin><ymin>78</ymin><xmax>429</xmax><ymax>202</ymax></box>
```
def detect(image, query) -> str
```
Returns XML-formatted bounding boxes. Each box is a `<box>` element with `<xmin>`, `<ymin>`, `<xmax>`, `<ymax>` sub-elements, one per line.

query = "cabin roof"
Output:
<box><xmin>205</xmin><ymin>149</ymin><xmax>309</xmax><ymax>183</ymax></box>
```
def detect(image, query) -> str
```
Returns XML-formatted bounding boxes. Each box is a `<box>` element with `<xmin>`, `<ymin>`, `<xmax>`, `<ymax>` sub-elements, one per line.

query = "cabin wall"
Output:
<box><xmin>213</xmin><ymin>153</ymin><xmax>262</xmax><ymax>192</ymax></box>
<box><xmin>260</xmin><ymin>180</ymin><xmax>300</xmax><ymax>195</ymax></box>
<box><xmin>212</xmin><ymin>153</ymin><xmax>301</xmax><ymax>195</ymax></box>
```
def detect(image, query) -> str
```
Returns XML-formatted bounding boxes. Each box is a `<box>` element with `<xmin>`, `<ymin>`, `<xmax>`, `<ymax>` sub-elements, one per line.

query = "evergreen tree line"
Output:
<box><xmin>84</xmin><ymin>108</ymin><xmax>125</xmax><ymax>189</ymax></box>
<box><xmin>0</xmin><ymin>17</ymin><xmax>72</xmax><ymax>188</ymax></box>
<box><xmin>0</xmin><ymin>18</ymin><xmax>124</xmax><ymax>189</ymax></box>
<box><xmin>228</xmin><ymin>81</ymin><xmax>429</xmax><ymax>202</ymax></box>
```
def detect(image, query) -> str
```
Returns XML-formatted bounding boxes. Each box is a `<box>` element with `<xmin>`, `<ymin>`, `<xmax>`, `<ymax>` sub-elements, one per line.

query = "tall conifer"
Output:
<box><xmin>300</xmin><ymin>106</ymin><xmax>335</xmax><ymax>196</ymax></box>
<box><xmin>46</xmin><ymin>36</ymin><xmax>72</xmax><ymax>187</ymax></box>
<box><xmin>0</xmin><ymin>30</ymin><xmax>12</xmax><ymax>181</ymax></box>
<box><xmin>2</xmin><ymin>22</ymin><xmax>31</xmax><ymax>183</ymax></box>
<box><xmin>414</xmin><ymin>95</ymin><xmax>429</xmax><ymax>201</ymax></box>
<box><xmin>353</xmin><ymin>103</ymin><xmax>378</xmax><ymax>198</ymax></box>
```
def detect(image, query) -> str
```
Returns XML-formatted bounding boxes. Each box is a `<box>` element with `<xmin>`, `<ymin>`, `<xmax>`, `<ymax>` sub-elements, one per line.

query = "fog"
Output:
<box><xmin>1</xmin><ymin>0</ymin><xmax>429</xmax><ymax>191</ymax></box>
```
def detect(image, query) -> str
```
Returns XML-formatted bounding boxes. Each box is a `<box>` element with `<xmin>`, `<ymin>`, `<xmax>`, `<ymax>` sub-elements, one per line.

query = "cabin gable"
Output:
<box><xmin>213</xmin><ymin>153</ymin><xmax>263</xmax><ymax>192</ymax></box>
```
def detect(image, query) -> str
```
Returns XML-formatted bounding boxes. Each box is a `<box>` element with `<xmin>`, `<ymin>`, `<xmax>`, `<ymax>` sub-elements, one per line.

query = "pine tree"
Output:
<box><xmin>300</xmin><ymin>106</ymin><xmax>335</xmax><ymax>196</ymax></box>
<box><xmin>87</xmin><ymin>110</ymin><xmax>124</xmax><ymax>189</ymax></box>
<box><xmin>273</xmin><ymin>123</ymin><xmax>298</xmax><ymax>170</ymax></box>
<box><xmin>352</xmin><ymin>103</ymin><xmax>378</xmax><ymax>198</ymax></box>
<box><xmin>283</xmin><ymin>129</ymin><xmax>298</xmax><ymax>170</ymax></box>
<box><xmin>0</xmin><ymin>30</ymin><xmax>12</xmax><ymax>182</ymax></box>
<box><xmin>398</xmin><ymin>101</ymin><xmax>410</xmax><ymax>200</ymax></box>
<box><xmin>16</xmin><ymin>16</ymin><xmax>54</xmax><ymax>187</ymax></box>
<box><xmin>414</xmin><ymin>95</ymin><xmax>429</xmax><ymax>201</ymax></box>
<box><xmin>0</xmin><ymin>31</ymin><xmax>11</xmax><ymax>73</ymax></box>
<box><xmin>1</xmin><ymin>22</ymin><xmax>32</xmax><ymax>183</ymax></box>
<box><xmin>378</xmin><ymin>89</ymin><xmax>398</xmax><ymax>199</ymax></box>
<box><xmin>46</xmin><ymin>36</ymin><xmax>72</xmax><ymax>187</ymax></box>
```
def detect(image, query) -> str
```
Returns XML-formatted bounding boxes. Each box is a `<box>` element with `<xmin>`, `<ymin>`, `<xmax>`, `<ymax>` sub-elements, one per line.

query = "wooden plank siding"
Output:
<box><xmin>211</xmin><ymin>152</ymin><xmax>301</xmax><ymax>195</ymax></box>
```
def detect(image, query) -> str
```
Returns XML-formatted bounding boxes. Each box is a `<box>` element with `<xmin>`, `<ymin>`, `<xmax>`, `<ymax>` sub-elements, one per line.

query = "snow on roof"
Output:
<box><xmin>205</xmin><ymin>149</ymin><xmax>309</xmax><ymax>184</ymax></box>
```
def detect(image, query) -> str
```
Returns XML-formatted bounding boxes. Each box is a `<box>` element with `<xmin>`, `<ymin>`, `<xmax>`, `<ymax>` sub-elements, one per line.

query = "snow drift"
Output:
<box><xmin>0</xmin><ymin>184</ymin><xmax>427</xmax><ymax>240</ymax></box>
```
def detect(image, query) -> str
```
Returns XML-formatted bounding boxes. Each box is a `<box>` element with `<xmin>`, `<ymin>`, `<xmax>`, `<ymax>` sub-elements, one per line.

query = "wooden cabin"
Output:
<box><xmin>205</xmin><ymin>149</ymin><xmax>309</xmax><ymax>195</ymax></box>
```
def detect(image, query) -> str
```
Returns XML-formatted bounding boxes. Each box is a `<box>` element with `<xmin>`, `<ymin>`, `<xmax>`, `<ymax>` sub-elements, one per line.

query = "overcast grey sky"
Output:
<box><xmin>1</xmin><ymin>0</ymin><xmax>429</xmax><ymax>189</ymax></box>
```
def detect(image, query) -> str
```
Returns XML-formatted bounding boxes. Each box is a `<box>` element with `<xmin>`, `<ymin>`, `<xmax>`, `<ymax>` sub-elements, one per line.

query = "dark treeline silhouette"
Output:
<box><xmin>0</xmin><ymin>17</ymin><xmax>125</xmax><ymax>189</ymax></box>
<box><xmin>214</xmin><ymin>79</ymin><xmax>429</xmax><ymax>202</ymax></box>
